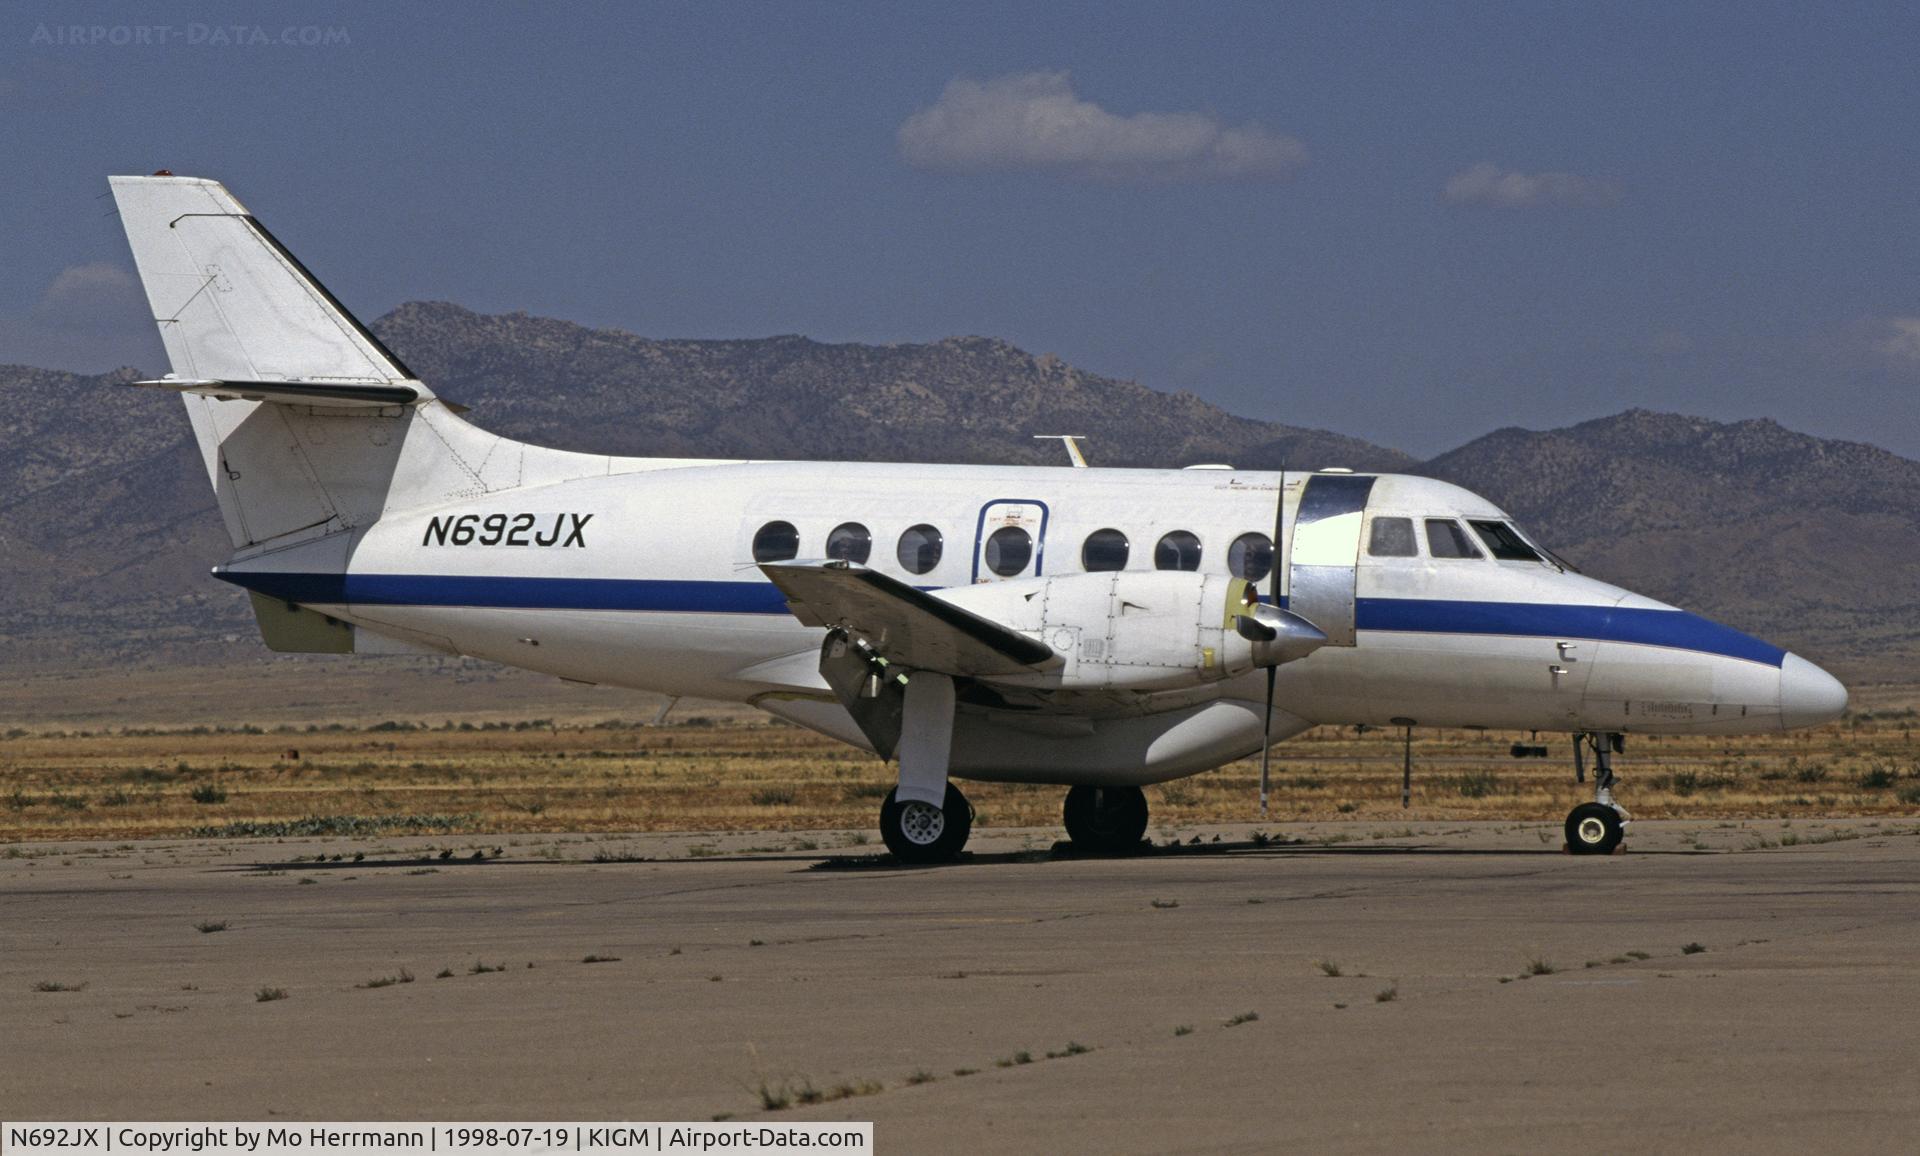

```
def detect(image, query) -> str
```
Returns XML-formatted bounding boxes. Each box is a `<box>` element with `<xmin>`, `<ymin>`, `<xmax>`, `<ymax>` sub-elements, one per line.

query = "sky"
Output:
<box><xmin>3</xmin><ymin>2</ymin><xmax>1917</xmax><ymax>458</ymax></box>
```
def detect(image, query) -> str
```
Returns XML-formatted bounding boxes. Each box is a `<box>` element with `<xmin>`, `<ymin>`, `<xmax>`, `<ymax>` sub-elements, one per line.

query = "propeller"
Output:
<box><xmin>1229</xmin><ymin>581</ymin><xmax>1325</xmax><ymax>819</ymax></box>
<box><xmin>1259</xmin><ymin>664</ymin><xmax>1276</xmax><ymax>817</ymax></box>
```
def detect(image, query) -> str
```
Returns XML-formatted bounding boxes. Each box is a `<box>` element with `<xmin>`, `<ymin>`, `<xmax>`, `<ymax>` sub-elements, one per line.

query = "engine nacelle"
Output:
<box><xmin>937</xmin><ymin>570</ymin><xmax>1324</xmax><ymax>692</ymax></box>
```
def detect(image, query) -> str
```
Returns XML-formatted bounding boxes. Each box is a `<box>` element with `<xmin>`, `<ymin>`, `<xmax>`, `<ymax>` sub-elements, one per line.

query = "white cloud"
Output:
<box><xmin>0</xmin><ymin>262</ymin><xmax>160</xmax><ymax>371</ymax></box>
<box><xmin>33</xmin><ymin>261</ymin><xmax>146</xmax><ymax>330</ymax></box>
<box><xmin>898</xmin><ymin>71</ymin><xmax>1307</xmax><ymax>182</ymax></box>
<box><xmin>1868</xmin><ymin>316</ymin><xmax>1920</xmax><ymax>363</ymax></box>
<box><xmin>1443</xmin><ymin>162</ymin><xmax>1620</xmax><ymax>208</ymax></box>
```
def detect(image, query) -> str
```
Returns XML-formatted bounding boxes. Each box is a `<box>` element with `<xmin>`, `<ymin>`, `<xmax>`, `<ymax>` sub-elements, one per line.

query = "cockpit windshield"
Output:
<box><xmin>1467</xmin><ymin>520</ymin><xmax>1541</xmax><ymax>562</ymax></box>
<box><xmin>1468</xmin><ymin>519</ymin><xmax>1578</xmax><ymax>572</ymax></box>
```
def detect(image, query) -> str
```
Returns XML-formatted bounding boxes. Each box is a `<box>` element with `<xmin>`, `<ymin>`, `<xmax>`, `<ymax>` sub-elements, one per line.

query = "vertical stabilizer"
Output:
<box><xmin>108</xmin><ymin>174</ymin><xmax>608</xmax><ymax>552</ymax></box>
<box><xmin>108</xmin><ymin>174</ymin><xmax>424</xmax><ymax>387</ymax></box>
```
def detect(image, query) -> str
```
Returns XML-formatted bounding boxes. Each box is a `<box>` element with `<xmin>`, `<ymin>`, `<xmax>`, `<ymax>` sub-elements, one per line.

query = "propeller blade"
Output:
<box><xmin>1259</xmin><ymin>664</ymin><xmax>1276</xmax><ymax>817</ymax></box>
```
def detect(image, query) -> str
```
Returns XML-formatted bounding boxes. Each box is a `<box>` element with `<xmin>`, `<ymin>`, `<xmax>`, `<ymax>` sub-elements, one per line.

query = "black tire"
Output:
<box><xmin>1565</xmin><ymin>802</ymin><xmax>1624</xmax><ymax>855</ymax></box>
<box><xmin>880</xmin><ymin>783</ymin><xmax>971</xmax><ymax>864</ymax></box>
<box><xmin>1062</xmin><ymin>785</ymin><xmax>1150</xmax><ymax>855</ymax></box>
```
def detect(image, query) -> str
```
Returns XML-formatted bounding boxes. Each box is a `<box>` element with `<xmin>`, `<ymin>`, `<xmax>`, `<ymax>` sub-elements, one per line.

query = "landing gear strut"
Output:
<box><xmin>1565</xmin><ymin>732</ymin><xmax>1628</xmax><ymax>854</ymax></box>
<box><xmin>1062</xmin><ymin>785</ymin><xmax>1150</xmax><ymax>855</ymax></box>
<box><xmin>880</xmin><ymin>783</ymin><xmax>971</xmax><ymax>864</ymax></box>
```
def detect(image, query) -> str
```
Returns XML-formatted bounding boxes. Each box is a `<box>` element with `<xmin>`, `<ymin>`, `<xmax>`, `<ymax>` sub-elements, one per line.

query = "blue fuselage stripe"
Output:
<box><xmin>1354</xmin><ymin>597</ymin><xmax>1784</xmax><ymax>667</ymax></box>
<box><xmin>221</xmin><ymin>572</ymin><xmax>1786</xmax><ymax>667</ymax></box>
<box><xmin>228</xmin><ymin>571</ymin><xmax>795</xmax><ymax>615</ymax></box>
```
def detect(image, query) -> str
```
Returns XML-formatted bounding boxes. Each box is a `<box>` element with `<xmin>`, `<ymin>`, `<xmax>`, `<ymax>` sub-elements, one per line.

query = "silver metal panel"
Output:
<box><xmin>1289</xmin><ymin>565</ymin><xmax>1360</xmax><ymax>647</ymax></box>
<box><xmin>1285</xmin><ymin>474</ymin><xmax>1375</xmax><ymax>647</ymax></box>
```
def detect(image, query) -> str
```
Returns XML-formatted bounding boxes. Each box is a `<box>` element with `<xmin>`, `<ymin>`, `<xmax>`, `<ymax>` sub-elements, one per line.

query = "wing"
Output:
<box><xmin>758</xmin><ymin>560</ymin><xmax>1056</xmax><ymax>675</ymax></box>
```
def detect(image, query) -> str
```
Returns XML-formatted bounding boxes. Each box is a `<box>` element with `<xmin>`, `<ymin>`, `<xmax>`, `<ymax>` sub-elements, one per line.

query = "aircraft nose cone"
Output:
<box><xmin>1779</xmin><ymin>653</ymin><xmax>1848</xmax><ymax>730</ymax></box>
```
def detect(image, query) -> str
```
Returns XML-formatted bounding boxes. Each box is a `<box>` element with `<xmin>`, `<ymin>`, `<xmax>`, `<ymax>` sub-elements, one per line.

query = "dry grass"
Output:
<box><xmin>0</xmin><ymin>698</ymin><xmax>1916</xmax><ymax>841</ymax></box>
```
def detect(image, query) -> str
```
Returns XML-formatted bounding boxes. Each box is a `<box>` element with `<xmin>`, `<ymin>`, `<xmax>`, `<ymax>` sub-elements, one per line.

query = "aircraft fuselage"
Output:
<box><xmin>219</xmin><ymin>460</ymin><xmax>1846</xmax><ymax>787</ymax></box>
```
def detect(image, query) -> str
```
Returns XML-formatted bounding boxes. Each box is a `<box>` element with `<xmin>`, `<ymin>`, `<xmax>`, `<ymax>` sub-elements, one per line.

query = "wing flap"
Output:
<box><xmin>759</xmin><ymin>560</ymin><xmax>1055</xmax><ymax>675</ymax></box>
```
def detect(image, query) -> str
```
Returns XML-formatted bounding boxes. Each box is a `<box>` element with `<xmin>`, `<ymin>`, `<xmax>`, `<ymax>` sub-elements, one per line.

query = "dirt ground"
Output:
<box><xmin>3</xmin><ymin>820</ymin><xmax>1917</xmax><ymax>1152</ymax></box>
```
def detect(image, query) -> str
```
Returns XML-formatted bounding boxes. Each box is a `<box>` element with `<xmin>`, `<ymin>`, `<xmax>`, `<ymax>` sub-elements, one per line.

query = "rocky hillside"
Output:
<box><xmin>1420</xmin><ymin>411</ymin><xmax>1920</xmax><ymax>678</ymax></box>
<box><xmin>0</xmin><ymin>367</ymin><xmax>240</xmax><ymax>667</ymax></box>
<box><xmin>372</xmin><ymin>302</ymin><xmax>1413</xmax><ymax>471</ymax></box>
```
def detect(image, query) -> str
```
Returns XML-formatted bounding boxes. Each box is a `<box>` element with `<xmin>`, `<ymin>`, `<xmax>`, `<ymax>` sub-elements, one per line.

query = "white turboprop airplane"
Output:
<box><xmin>107</xmin><ymin>174</ymin><xmax>1849</xmax><ymax>862</ymax></box>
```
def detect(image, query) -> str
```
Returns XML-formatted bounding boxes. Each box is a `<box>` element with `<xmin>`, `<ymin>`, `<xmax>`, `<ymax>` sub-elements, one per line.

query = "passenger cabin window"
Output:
<box><xmin>1228</xmin><ymin>532</ymin><xmax>1273</xmax><ymax>583</ymax></box>
<box><xmin>1155</xmin><ymin>530</ymin><xmax>1202</xmax><ymax>571</ymax></box>
<box><xmin>1425</xmin><ymin>518</ymin><xmax>1483</xmax><ymax>559</ymax></box>
<box><xmin>1468</xmin><ymin>520</ymin><xmax>1542</xmax><ymax>562</ymax></box>
<box><xmin>825</xmin><ymin>522</ymin><xmax>872</xmax><ymax>564</ymax></box>
<box><xmin>896</xmin><ymin>524</ymin><xmax>943</xmax><ymax>575</ymax></box>
<box><xmin>984</xmin><ymin>526</ymin><xmax>1033</xmax><ymax>576</ymax></box>
<box><xmin>1082</xmin><ymin>528</ymin><xmax>1130</xmax><ymax>572</ymax></box>
<box><xmin>752</xmin><ymin>520</ymin><xmax>799</xmax><ymax>563</ymax></box>
<box><xmin>1367</xmin><ymin>517</ymin><xmax>1417</xmax><ymax>558</ymax></box>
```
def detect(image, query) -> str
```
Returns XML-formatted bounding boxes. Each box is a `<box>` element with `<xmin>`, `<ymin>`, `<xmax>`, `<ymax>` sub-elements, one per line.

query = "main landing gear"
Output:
<box><xmin>876</xmin><ymin>782</ymin><xmax>1156</xmax><ymax>862</ymax></box>
<box><xmin>1062</xmin><ymin>785</ymin><xmax>1151</xmax><ymax>855</ymax></box>
<box><xmin>1566</xmin><ymin>732</ymin><xmax>1629</xmax><ymax>855</ymax></box>
<box><xmin>879</xmin><ymin>783</ymin><xmax>972</xmax><ymax>864</ymax></box>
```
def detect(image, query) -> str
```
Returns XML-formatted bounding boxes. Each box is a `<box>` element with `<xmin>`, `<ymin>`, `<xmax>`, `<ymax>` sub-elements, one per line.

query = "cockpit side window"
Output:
<box><xmin>1425</xmin><ymin>518</ymin><xmax>1483</xmax><ymax>559</ymax></box>
<box><xmin>1468</xmin><ymin>520</ymin><xmax>1542</xmax><ymax>562</ymax></box>
<box><xmin>1367</xmin><ymin>516</ymin><xmax>1417</xmax><ymax>557</ymax></box>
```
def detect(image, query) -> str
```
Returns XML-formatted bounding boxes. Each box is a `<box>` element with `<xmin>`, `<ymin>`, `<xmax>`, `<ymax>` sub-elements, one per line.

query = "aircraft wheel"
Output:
<box><xmin>880</xmin><ymin>783</ymin><xmax>971</xmax><ymax>864</ymax></box>
<box><xmin>1565</xmin><ymin>802</ymin><xmax>1624</xmax><ymax>855</ymax></box>
<box><xmin>1063</xmin><ymin>785</ymin><xmax>1150</xmax><ymax>855</ymax></box>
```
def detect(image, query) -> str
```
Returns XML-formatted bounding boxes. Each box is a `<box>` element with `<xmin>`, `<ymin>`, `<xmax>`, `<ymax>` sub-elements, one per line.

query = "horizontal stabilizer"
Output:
<box><xmin>130</xmin><ymin>377</ymin><xmax>425</xmax><ymax>408</ymax></box>
<box><xmin>760</xmin><ymin>560</ymin><xmax>1056</xmax><ymax>676</ymax></box>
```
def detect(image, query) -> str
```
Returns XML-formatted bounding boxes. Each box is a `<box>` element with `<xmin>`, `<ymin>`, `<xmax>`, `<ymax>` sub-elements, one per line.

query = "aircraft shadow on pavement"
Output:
<box><xmin>221</xmin><ymin>854</ymin><xmax>522</xmax><ymax>873</ymax></box>
<box><xmin>802</xmin><ymin>837</ymin><xmax>1713</xmax><ymax>871</ymax></box>
<box><xmin>220</xmin><ymin>836</ymin><xmax>1711</xmax><ymax>874</ymax></box>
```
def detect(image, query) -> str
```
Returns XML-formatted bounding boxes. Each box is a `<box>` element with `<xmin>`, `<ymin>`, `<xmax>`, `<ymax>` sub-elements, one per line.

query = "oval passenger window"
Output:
<box><xmin>825</xmin><ymin>522</ymin><xmax>872</xmax><ymax>564</ymax></box>
<box><xmin>1081</xmin><ymin>528</ymin><xmax>1129</xmax><ymax>572</ymax></box>
<box><xmin>896</xmin><ymin>524</ymin><xmax>943</xmax><ymax>575</ymax></box>
<box><xmin>984</xmin><ymin>526</ymin><xmax>1033</xmax><ymax>576</ymax></box>
<box><xmin>1227</xmin><ymin>532</ymin><xmax>1273</xmax><ymax>582</ymax></box>
<box><xmin>752</xmin><ymin>520</ymin><xmax>799</xmax><ymax>563</ymax></box>
<box><xmin>1154</xmin><ymin>530</ymin><xmax>1202</xmax><ymax>571</ymax></box>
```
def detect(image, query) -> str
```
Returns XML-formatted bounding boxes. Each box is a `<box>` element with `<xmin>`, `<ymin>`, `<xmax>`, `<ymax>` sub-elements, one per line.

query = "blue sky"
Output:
<box><xmin>4</xmin><ymin>2</ymin><xmax>1917</xmax><ymax>457</ymax></box>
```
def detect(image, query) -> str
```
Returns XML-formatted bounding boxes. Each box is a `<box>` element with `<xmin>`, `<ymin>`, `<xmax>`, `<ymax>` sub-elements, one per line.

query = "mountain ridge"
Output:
<box><xmin>371</xmin><ymin>301</ymin><xmax>1417</xmax><ymax>471</ymax></box>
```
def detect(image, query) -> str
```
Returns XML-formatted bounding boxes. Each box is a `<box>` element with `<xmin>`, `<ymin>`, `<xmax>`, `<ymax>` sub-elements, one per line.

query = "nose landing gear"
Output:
<box><xmin>880</xmin><ymin>783</ymin><xmax>972</xmax><ymax>864</ymax></box>
<box><xmin>1566</xmin><ymin>732</ymin><xmax>1629</xmax><ymax>854</ymax></box>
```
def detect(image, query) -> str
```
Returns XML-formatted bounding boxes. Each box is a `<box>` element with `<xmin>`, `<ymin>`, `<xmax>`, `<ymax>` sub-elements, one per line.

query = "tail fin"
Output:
<box><xmin>108</xmin><ymin>174</ymin><xmax>427</xmax><ymax>391</ymax></box>
<box><xmin>108</xmin><ymin>174</ymin><xmax>599</xmax><ymax>553</ymax></box>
